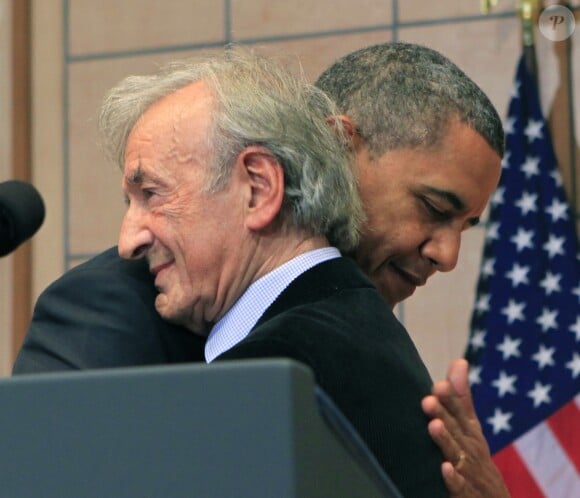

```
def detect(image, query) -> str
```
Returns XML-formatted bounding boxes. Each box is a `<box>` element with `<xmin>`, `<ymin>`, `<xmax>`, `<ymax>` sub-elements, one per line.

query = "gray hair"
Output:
<box><xmin>99</xmin><ymin>47</ymin><xmax>363</xmax><ymax>252</ymax></box>
<box><xmin>315</xmin><ymin>42</ymin><xmax>504</xmax><ymax>159</ymax></box>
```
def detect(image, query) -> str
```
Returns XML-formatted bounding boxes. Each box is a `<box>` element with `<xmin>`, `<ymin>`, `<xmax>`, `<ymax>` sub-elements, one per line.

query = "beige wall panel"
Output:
<box><xmin>0</xmin><ymin>0</ymin><xmax>13</xmax><ymax>376</ymax></box>
<box><xmin>249</xmin><ymin>31</ymin><xmax>393</xmax><ymax>82</ymax></box>
<box><xmin>398</xmin><ymin>0</ymin><xmax>513</xmax><ymax>22</ymax></box>
<box><xmin>230</xmin><ymin>0</ymin><xmax>392</xmax><ymax>40</ymax></box>
<box><xmin>69</xmin><ymin>0</ymin><xmax>225</xmax><ymax>55</ymax></box>
<box><xmin>535</xmin><ymin>27</ymin><xmax>580</xmax><ymax>217</ymax></box>
<box><xmin>549</xmin><ymin>0</ymin><xmax>580</xmax><ymax>6</ymax></box>
<box><xmin>403</xmin><ymin>229</ymin><xmax>487</xmax><ymax>381</ymax></box>
<box><xmin>68</xmin><ymin>49</ymin><xmax>223</xmax><ymax>254</ymax></box>
<box><xmin>572</xmin><ymin>8</ymin><xmax>579</xmax><ymax>221</ymax></box>
<box><xmin>561</xmin><ymin>11</ymin><xmax>579</xmax><ymax>216</ymax></box>
<box><xmin>32</xmin><ymin>0</ymin><xmax>65</xmax><ymax>299</ymax></box>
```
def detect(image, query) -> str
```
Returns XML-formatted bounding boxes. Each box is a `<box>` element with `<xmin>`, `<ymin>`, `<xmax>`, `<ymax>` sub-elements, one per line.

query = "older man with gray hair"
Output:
<box><xmin>99</xmin><ymin>48</ymin><xmax>447</xmax><ymax>497</ymax></box>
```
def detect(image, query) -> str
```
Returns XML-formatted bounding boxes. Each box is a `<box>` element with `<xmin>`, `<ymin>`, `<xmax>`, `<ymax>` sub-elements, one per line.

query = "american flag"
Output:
<box><xmin>466</xmin><ymin>55</ymin><xmax>580</xmax><ymax>497</ymax></box>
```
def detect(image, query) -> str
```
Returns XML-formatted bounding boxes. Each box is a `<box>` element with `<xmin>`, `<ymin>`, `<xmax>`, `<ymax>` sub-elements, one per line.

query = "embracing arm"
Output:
<box><xmin>13</xmin><ymin>252</ymin><xmax>204</xmax><ymax>373</ymax></box>
<box><xmin>422</xmin><ymin>359</ymin><xmax>511</xmax><ymax>498</ymax></box>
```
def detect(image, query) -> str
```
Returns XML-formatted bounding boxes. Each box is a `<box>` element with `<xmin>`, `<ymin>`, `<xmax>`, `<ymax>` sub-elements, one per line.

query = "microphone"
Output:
<box><xmin>0</xmin><ymin>180</ymin><xmax>46</xmax><ymax>257</ymax></box>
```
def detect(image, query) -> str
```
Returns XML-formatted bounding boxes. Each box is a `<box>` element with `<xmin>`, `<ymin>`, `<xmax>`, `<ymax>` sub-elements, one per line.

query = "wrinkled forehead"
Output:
<box><xmin>132</xmin><ymin>80</ymin><xmax>215</xmax><ymax>135</ymax></box>
<box><xmin>125</xmin><ymin>81</ymin><xmax>216</xmax><ymax>162</ymax></box>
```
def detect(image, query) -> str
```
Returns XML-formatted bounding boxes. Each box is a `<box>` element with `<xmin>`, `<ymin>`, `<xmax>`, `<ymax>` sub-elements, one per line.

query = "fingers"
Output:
<box><xmin>447</xmin><ymin>358</ymin><xmax>470</xmax><ymax>396</ymax></box>
<box><xmin>423</xmin><ymin>381</ymin><xmax>466</xmax><ymax>440</ymax></box>
<box><xmin>425</xmin><ymin>359</ymin><xmax>511</xmax><ymax>498</ymax></box>
<box><xmin>441</xmin><ymin>461</ymin><xmax>466</xmax><ymax>496</ymax></box>
<box><xmin>445</xmin><ymin>359</ymin><xmax>478</xmax><ymax>419</ymax></box>
<box><xmin>426</xmin><ymin>417</ymin><xmax>462</xmax><ymax>465</ymax></box>
<box><xmin>431</xmin><ymin>420</ymin><xmax>472</xmax><ymax>497</ymax></box>
<box><xmin>432</xmin><ymin>361</ymin><xmax>481</xmax><ymax>436</ymax></box>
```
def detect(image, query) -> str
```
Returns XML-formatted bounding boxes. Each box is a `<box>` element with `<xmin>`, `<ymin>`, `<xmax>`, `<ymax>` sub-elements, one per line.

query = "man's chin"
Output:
<box><xmin>154</xmin><ymin>294</ymin><xmax>182</xmax><ymax>325</ymax></box>
<box><xmin>154</xmin><ymin>294</ymin><xmax>210</xmax><ymax>335</ymax></box>
<box><xmin>375</xmin><ymin>278</ymin><xmax>415</xmax><ymax>309</ymax></box>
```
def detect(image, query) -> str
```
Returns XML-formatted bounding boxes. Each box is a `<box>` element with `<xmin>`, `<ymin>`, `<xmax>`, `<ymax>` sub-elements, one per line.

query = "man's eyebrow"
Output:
<box><xmin>125</xmin><ymin>166</ymin><xmax>143</xmax><ymax>186</ymax></box>
<box><xmin>424</xmin><ymin>186</ymin><xmax>465</xmax><ymax>210</ymax></box>
<box><xmin>424</xmin><ymin>186</ymin><xmax>480</xmax><ymax>226</ymax></box>
<box><xmin>124</xmin><ymin>166</ymin><xmax>163</xmax><ymax>187</ymax></box>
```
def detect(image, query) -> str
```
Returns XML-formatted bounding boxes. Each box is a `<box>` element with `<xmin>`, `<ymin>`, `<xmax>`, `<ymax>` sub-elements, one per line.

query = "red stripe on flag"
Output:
<box><xmin>493</xmin><ymin>444</ymin><xmax>544</xmax><ymax>498</ymax></box>
<box><xmin>546</xmin><ymin>399</ymin><xmax>580</xmax><ymax>473</ymax></box>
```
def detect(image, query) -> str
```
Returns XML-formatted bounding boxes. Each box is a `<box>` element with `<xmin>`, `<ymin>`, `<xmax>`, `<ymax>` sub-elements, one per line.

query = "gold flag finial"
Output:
<box><xmin>518</xmin><ymin>0</ymin><xmax>541</xmax><ymax>46</ymax></box>
<box><xmin>480</xmin><ymin>0</ymin><xmax>499</xmax><ymax>15</ymax></box>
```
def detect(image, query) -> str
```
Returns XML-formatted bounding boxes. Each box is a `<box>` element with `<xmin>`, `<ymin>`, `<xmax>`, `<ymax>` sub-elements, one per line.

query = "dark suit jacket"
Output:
<box><xmin>12</xmin><ymin>246</ymin><xmax>205</xmax><ymax>373</ymax></box>
<box><xmin>14</xmin><ymin>248</ymin><xmax>445</xmax><ymax>496</ymax></box>
<box><xmin>218</xmin><ymin>257</ymin><xmax>447</xmax><ymax>498</ymax></box>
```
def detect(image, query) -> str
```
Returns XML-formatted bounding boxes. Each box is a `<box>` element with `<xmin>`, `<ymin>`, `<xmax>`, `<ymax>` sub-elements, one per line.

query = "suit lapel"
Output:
<box><xmin>254</xmin><ymin>257</ymin><xmax>373</xmax><ymax>328</ymax></box>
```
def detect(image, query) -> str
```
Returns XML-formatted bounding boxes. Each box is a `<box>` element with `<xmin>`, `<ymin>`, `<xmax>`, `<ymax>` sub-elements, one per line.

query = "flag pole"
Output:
<box><xmin>518</xmin><ymin>0</ymin><xmax>541</xmax><ymax>89</ymax></box>
<box><xmin>480</xmin><ymin>1</ymin><xmax>541</xmax><ymax>88</ymax></box>
<box><xmin>561</xmin><ymin>1</ymin><xmax>578</xmax><ymax>220</ymax></box>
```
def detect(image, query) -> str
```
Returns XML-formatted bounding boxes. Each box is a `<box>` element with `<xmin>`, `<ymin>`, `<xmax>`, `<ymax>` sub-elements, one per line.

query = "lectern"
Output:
<box><xmin>1</xmin><ymin>359</ymin><xmax>402</xmax><ymax>497</ymax></box>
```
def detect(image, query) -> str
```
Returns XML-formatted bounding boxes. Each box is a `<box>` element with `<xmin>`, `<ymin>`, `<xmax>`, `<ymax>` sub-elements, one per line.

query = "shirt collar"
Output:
<box><xmin>204</xmin><ymin>247</ymin><xmax>341</xmax><ymax>362</ymax></box>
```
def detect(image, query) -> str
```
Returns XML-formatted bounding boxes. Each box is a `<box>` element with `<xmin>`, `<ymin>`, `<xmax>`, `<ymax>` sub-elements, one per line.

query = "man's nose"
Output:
<box><xmin>420</xmin><ymin>229</ymin><xmax>461</xmax><ymax>273</ymax></box>
<box><xmin>118</xmin><ymin>205</ymin><xmax>153</xmax><ymax>260</ymax></box>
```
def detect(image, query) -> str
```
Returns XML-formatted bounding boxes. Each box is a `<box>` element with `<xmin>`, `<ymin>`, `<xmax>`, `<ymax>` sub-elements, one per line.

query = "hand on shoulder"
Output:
<box><xmin>422</xmin><ymin>359</ymin><xmax>511</xmax><ymax>498</ymax></box>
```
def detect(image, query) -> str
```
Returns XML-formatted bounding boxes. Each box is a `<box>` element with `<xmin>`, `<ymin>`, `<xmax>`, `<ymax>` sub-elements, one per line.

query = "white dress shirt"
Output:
<box><xmin>204</xmin><ymin>247</ymin><xmax>341</xmax><ymax>362</ymax></box>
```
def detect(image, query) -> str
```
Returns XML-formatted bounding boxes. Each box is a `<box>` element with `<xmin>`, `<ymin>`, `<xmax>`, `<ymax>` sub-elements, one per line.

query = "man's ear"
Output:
<box><xmin>325</xmin><ymin>114</ymin><xmax>364</xmax><ymax>151</ymax></box>
<box><xmin>236</xmin><ymin>146</ymin><xmax>285</xmax><ymax>231</ymax></box>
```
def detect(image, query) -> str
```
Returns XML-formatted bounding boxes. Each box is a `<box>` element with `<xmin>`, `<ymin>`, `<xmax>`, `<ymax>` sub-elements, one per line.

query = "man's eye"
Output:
<box><xmin>423</xmin><ymin>199</ymin><xmax>449</xmax><ymax>220</ymax></box>
<box><xmin>142</xmin><ymin>188</ymin><xmax>156</xmax><ymax>199</ymax></box>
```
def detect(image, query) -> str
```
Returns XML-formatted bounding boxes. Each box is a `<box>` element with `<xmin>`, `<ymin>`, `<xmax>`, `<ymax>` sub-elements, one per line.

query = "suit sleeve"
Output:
<box><xmin>12</xmin><ymin>265</ymin><xmax>200</xmax><ymax>373</ymax></box>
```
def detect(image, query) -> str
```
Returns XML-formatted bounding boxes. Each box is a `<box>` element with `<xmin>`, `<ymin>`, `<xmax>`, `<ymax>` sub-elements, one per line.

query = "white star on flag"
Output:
<box><xmin>569</xmin><ymin>316</ymin><xmax>580</xmax><ymax>341</ymax></box>
<box><xmin>505</xmin><ymin>263</ymin><xmax>530</xmax><ymax>287</ymax></box>
<box><xmin>520</xmin><ymin>156</ymin><xmax>540</xmax><ymax>178</ymax></box>
<box><xmin>487</xmin><ymin>408</ymin><xmax>513</xmax><ymax>435</ymax></box>
<box><xmin>515</xmin><ymin>191</ymin><xmax>537</xmax><ymax>215</ymax></box>
<box><xmin>539</xmin><ymin>271</ymin><xmax>561</xmax><ymax>295</ymax></box>
<box><xmin>486</xmin><ymin>222</ymin><xmax>500</xmax><ymax>242</ymax></box>
<box><xmin>550</xmin><ymin>169</ymin><xmax>563</xmax><ymax>187</ymax></box>
<box><xmin>468</xmin><ymin>365</ymin><xmax>483</xmax><ymax>385</ymax></box>
<box><xmin>542</xmin><ymin>235</ymin><xmax>565</xmax><ymax>258</ymax></box>
<box><xmin>504</xmin><ymin>117</ymin><xmax>516</xmax><ymax>135</ymax></box>
<box><xmin>545</xmin><ymin>198</ymin><xmax>568</xmax><ymax>222</ymax></box>
<box><xmin>492</xmin><ymin>371</ymin><xmax>518</xmax><ymax>397</ymax></box>
<box><xmin>531</xmin><ymin>344</ymin><xmax>556</xmax><ymax>369</ymax></box>
<box><xmin>496</xmin><ymin>335</ymin><xmax>522</xmax><ymax>360</ymax></box>
<box><xmin>565</xmin><ymin>353</ymin><xmax>580</xmax><ymax>378</ymax></box>
<box><xmin>524</xmin><ymin>119</ymin><xmax>543</xmax><ymax>142</ymax></box>
<box><xmin>501</xmin><ymin>299</ymin><xmax>526</xmax><ymax>324</ymax></box>
<box><xmin>535</xmin><ymin>307</ymin><xmax>558</xmax><ymax>333</ymax></box>
<box><xmin>527</xmin><ymin>382</ymin><xmax>552</xmax><ymax>408</ymax></box>
<box><xmin>474</xmin><ymin>293</ymin><xmax>491</xmax><ymax>314</ymax></box>
<box><xmin>510</xmin><ymin>227</ymin><xmax>534</xmax><ymax>252</ymax></box>
<box><xmin>491</xmin><ymin>186</ymin><xmax>505</xmax><ymax>206</ymax></box>
<box><xmin>501</xmin><ymin>151</ymin><xmax>511</xmax><ymax>169</ymax></box>
<box><xmin>481</xmin><ymin>258</ymin><xmax>495</xmax><ymax>277</ymax></box>
<box><xmin>469</xmin><ymin>329</ymin><xmax>486</xmax><ymax>351</ymax></box>
<box><xmin>573</xmin><ymin>283</ymin><xmax>580</xmax><ymax>303</ymax></box>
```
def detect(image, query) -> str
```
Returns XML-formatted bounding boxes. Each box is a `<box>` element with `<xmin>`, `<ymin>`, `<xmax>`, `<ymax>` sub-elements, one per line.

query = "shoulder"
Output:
<box><xmin>63</xmin><ymin>246</ymin><xmax>151</xmax><ymax>283</ymax></box>
<box><xmin>41</xmin><ymin>246</ymin><xmax>154</xmax><ymax>303</ymax></box>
